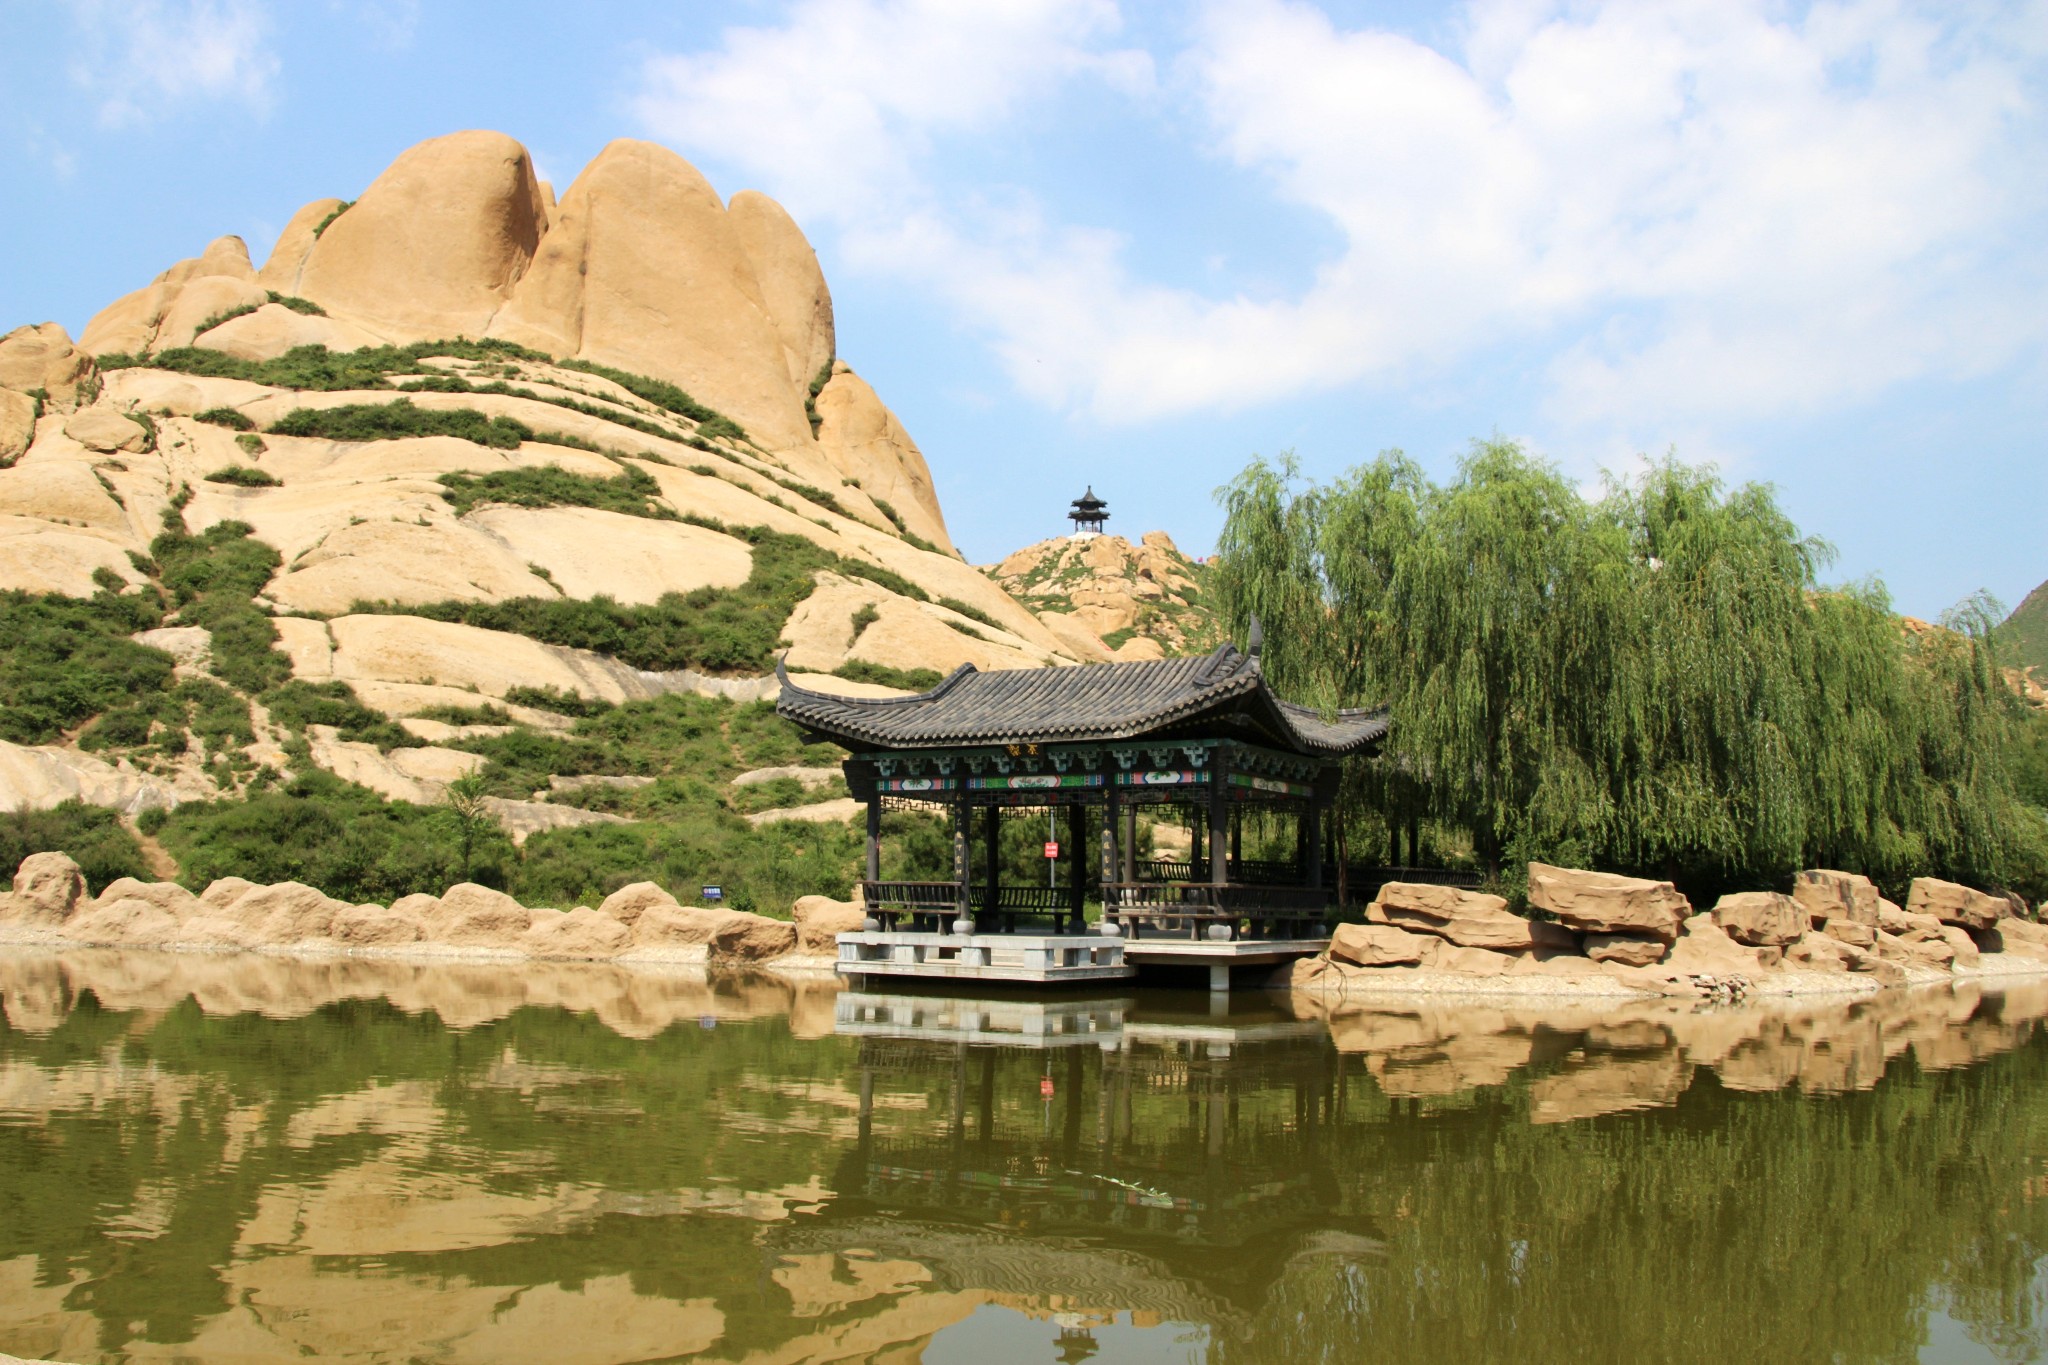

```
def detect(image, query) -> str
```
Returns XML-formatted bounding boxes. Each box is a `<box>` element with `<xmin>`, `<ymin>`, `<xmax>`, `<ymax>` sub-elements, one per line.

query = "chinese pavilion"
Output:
<box><xmin>1067</xmin><ymin>487</ymin><xmax>1110</xmax><ymax>538</ymax></box>
<box><xmin>775</xmin><ymin>633</ymin><xmax>1388</xmax><ymax>988</ymax></box>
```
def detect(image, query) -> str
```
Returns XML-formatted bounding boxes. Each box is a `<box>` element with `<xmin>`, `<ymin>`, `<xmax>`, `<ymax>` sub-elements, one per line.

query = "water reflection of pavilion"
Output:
<box><xmin>831</xmin><ymin>992</ymin><xmax>1353</xmax><ymax>1248</ymax></box>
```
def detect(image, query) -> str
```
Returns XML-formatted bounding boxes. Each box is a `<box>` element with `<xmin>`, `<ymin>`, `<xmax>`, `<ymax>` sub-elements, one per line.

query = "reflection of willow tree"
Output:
<box><xmin>6</xmin><ymin>992</ymin><xmax>2048</xmax><ymax>1362</ymax></box>
<box><xmin>1217</xmin><ymin>1051</ymin><xmax>2048</xmax><ymax>1365</ymax></box>
<box><xmin>1214</xmin><ymin>445</ymin><xmax>2046</xmax><ymax>900</ymax></box>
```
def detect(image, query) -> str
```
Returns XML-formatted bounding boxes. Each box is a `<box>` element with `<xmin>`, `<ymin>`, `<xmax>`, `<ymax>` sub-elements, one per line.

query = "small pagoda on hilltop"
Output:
<box><xmin>1067</xmin><ymin>487</ymin><xmax>1110</xmax><ymax>539</ymax></box>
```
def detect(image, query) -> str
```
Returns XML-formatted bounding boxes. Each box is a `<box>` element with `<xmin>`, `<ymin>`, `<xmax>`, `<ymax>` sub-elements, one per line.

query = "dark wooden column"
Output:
<box><xmin>864</xmin><ymin>795</ymin><xmax>882</xmax><ymax>884</ymax></box>
<box><xmin>1208</xmin><ymin>755</ymin><xmax>1229</xmax><ymax>888</ymax></box>
<box><xmin>1191</xmin><ymin>808</ymin><xmax>1206</xmax><ymax>880</ymax></box>
<box><xmin>1305</xmin><ymin>797</ymin><xmax>1323</xmax><ymax>889</ymax></box>
<box><xmin>1102</xmin><ymin>783</ymin><xmax>1121</xmax><ymax>926</ymax></box>
<box><xmin>1066</xmin><ymin>802</ymin><xmax>1086</xmax><ymax>928</ymax></box>
<box><xmin>951</xmin><ymin>796</ymin><xmax>969</xmax><ymax>921</ymax></box>
<box><xmin>1229</xmin><ymin>807</ymin><xmax>1243</xmax><ymax>878</ymax></box>
<box><xmin>1122</xmin><ymin>804</ymin><xmax>1137</xmax><ymax>883</ymax></box>
<box><xmin>982</xmin><ymin>803</ymin><xmax>1001</xmax><ymax>926</ymax></box>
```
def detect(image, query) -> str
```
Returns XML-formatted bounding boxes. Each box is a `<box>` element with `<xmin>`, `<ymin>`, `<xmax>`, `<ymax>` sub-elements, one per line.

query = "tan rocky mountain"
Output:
<box><xmin>3</xmin><ymin>130</ymin><xmax>1169</xmax><ymax>827</ymax></box>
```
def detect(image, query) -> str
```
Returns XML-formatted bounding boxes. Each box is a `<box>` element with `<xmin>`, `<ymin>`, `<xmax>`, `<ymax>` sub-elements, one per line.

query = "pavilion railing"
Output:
<box><xmin>1136</xmin><ymin>858</ymin><xmax>1312</xmax><ymax>885</ymax></box>
<box><xmin>860</xmin><ymin>880</ymin><xmax>960</xmax><ymax>931</ymax></box>
<box><xmin>967</xmin><ymin>885</ymin><xmax>1072</xmax><ymax>914</ymax></box>
<box><xmin>857</xmin><ymin>879</ymin><xmax>1337</xmax><ymax>938</ymax></box>
<box><xmin>858</xmin><ymin>880</ymin><xmax>1083</xmax><ymax>931</ymax></box>
<box><xmin>1105</xmin><ymin>881</ymin><xmax>1330</xmax><ymax>941</ymax></box>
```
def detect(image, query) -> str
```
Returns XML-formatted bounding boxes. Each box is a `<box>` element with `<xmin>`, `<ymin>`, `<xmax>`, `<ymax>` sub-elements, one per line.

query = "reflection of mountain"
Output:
<box><xmin>7</xmin><ymin>954</ymin><xmax>2048</xmax><ymax>1363</ymax></box>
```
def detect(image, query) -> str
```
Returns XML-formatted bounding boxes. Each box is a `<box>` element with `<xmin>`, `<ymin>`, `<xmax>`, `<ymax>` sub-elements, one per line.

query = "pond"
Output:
<box><xmin>4</xmin><ymin>949</ymin><xmax>2048</xmax><ymax>1363</ymax></box>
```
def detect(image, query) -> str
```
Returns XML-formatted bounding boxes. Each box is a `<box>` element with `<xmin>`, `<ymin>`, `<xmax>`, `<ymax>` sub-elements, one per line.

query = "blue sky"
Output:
<box><xmin>2</xmin><ymin>0</ymin><xmax>2043</xmax><ymax>620</ymax></box>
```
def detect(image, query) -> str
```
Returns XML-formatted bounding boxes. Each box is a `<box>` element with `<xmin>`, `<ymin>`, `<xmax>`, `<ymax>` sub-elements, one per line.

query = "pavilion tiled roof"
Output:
<box><xmin>775</xmin><ymin>644</ymin><xmax>1389</xmax><ymax>757</ymax></box>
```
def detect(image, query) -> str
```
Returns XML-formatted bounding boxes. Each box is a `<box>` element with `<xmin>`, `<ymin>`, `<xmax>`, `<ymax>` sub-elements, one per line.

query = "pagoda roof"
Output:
<box><xmin>775</xmin><ymin>643</ymin><xmax>1388</xmax><ymax>758</ymax></box>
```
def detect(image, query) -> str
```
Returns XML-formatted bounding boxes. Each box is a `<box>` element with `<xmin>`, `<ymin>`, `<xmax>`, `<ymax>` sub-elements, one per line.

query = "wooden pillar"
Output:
<box><xmin>951</xmin><ymin>797</ymin><xmax>969</xmax><ymax>919</ymax></box>
<box><xmin>1122</xmin><ymin>804</ymin><xmax>1137</xmax><ymax>883</ymax></box>
<box><xmin>1191</xmin><ymin>808</ymin><xmax>1206</xmax><ymax>880</ymax></box>
<box><xmin>1305</xmin><ymin>798</ymin><xmax>1323</xmax><ymax>889</ymax></box>
<box><xmin>983</xmin><ymin>803</ymin><xmax>1000</xmax><ymax>924</ymax></box>
<box><xmin>1229</xmin><ymin>807</ymin><xmax>1243</xmax><ymax>877</ymax></box>
<box><xmin>1101</xmin><ymin>784</ymin><xmax>1120</xmax><ymax>925</ymax></box>
<box><xmin>1208</xmin><ymin>755</ymin><xmax>1228</xmax><ymax>888</ymax></box>
<box><xmin>1066</xmin><ymin>803</ymin><xmax>1086</xmax><ymax>928</ymax></box>
<box><xmin>864</xmin><ymin>795</ymin><xmax>881</xmax><ymax>884</ymax></box>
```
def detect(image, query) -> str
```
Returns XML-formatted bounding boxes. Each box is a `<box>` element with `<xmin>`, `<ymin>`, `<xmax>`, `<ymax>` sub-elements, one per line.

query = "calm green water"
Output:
<box><xmin>5</xmin><ymin>950</ymin><xmax>2048</xmax><ymax>1364</ymax></box>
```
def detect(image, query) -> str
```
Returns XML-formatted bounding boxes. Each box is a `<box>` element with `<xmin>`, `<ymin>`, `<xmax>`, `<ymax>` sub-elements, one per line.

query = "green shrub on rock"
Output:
<box><xmin>204</xmin><ymin>464</ymin><xmax>280</xmax><ymax>487</ymax></box>
<box><xmin>0</xmin><ymin>801</ymin><xmax>149</xmax><ymax>895</ymax></box>
<box><xmin>269</xmin><ymin>399</ymin><xmax>533</xmax><ymax>449</ymax></box>
<box><xmin>0</xmin><ymin>589</ymin><xmax>172</xmax><ymax>745</ymax></box>
<box><xmin>436</xmin><ymin>466</ymin><xmax>674</xmax><ymax>520</ymax></box>
<box><xmin>356</xmin><ymin>525</ymin><xmax>927</xmax><ymax>675</ymax></box>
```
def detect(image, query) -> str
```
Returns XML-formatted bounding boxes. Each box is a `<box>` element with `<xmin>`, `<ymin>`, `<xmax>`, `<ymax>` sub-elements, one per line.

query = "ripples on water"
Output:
<box><xmin>4</xmin><ymin>949</ymin><xmax>2048</xmax><ymax>1364</ymax></box>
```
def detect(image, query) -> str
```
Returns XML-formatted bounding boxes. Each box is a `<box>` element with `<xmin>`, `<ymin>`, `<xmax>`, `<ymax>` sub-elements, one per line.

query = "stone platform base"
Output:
<box><xmin>1122</xmin><ymin>937</ymin><xmax>1332</xmax><ymax>992</ymax></box>
<box><xmin>837</xmin><ymin>931</ymin><xmax>1134</xmax><ymax>984</ymax></box>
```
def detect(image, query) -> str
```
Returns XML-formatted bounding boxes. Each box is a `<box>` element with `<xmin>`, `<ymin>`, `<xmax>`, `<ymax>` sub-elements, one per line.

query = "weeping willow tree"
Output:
<box><xmin>1215</xmin><ymin>441</ymin><xmax>2046</xmax><ymax>899</ymax></box>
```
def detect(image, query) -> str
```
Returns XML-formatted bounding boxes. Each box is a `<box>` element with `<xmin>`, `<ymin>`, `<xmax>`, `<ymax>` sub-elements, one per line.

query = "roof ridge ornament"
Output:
<box><xmin>1247</xmin><ymin>614</ymin><xmax>1263</xmax><ymax>661</ymax></box>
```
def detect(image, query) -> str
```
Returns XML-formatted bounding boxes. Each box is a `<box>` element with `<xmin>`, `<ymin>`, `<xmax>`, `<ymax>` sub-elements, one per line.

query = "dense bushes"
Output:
<box><xmin>203</xmin><ymin>464</ymin><xmax>279</xmax><ymax>487</ymax></box>
<box><xmin>98</xmin><ymin>339</ymin><xmax>549</xmax><ymax>390</ymax></box>
<box><xmin>0</xmin><ymin>590</ymin><xmax>172</xmax><ymax>744</ymax></box>
<box><xmin>155</xmin><ymin>769</ymin><xmax>513</xmax><ymax>902</ymax></box>
<box><xmin>437</xmin><ymin>465</ymin><xmax>675</xmax><ymax>520</ymax></box>
<box><xmin>269</xmin><ymin>399</ymin><xmax>534</xmax><ymax>449</ymax></box>
<box><xmin>0</xmin><ymin>504</ymin><xmax>295</xmax><ymax>746</ymax></box>
<box><xmin>829</xmin><ymin>660</ymin><xmax>944</xmax><ymax>692</ymax></box>
<box><xmin>558</xmin><ymin>357</ymin><xmax>747</xmax><ymax>442</ymax></box>
<box><xmin>451</xmin><ymin>695</ymin><xmax>817</xmax><ymax>800</ymax></box>
<box><xmin>150</xmin><ymin>509</ymin><xmax>290</xmax><ymax>694</ymax></box>
<box><xmin>260</xmin><ymin>680</ymin><xmax>416</xmax><ymax>747</ymax></box>
<box><xmin>0</xmin><ymin>801</ymin><xmax>148</xmax><ymax>894</ymax></box>
<box><xmin>135</xmin><ymin>698</ymin><xmax>849</xmax><ymax>909</ymax></box>
<box><xmin>398</xmin><ymin>373</ymin><xmax>695</xmax><ymax>446</ymax></box>
<box><xmin>507</xmin><ymin>806</ymin><xmax>941</xmax><ymax>915</ymax></box>
<box><xmin>97</xmin><ymin>341</ymin><xmax>751</xmax><ymax>447</ymax></box>
<box><xmin>356</xmin><ymin>526</ymin><xmax>928</xmax><ymax>674</ymax></box>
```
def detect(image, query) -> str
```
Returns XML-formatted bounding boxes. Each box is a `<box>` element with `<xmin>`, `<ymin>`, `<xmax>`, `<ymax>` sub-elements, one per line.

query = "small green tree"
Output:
<box><xmin>442</xmin><ymin>774</ymin><xmax>493</xmax><ymax>883</ymax></box>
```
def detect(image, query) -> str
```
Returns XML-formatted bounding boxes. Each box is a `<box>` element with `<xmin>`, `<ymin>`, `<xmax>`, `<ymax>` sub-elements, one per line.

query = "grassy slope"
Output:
<box><xmin>8</xmin><ymin>342</ymin><xmax>972</xmax><ymax>913</ymax></box>
<box><xmin>2001</xmin><ymin>579</ymin><xmax>2048</xmax><ymax>674</ymax></box>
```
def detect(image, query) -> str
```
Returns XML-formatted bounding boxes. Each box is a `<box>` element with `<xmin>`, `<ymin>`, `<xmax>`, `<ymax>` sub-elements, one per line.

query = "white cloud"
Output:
<box><xmin>632</xmin><ymin>0</ymin><xmax>2048</xmax><ymax>437</ymax></box>
<box><xmin>632</xmin><ymin>0</ymin><xmax>1150</xmax><ymax>220</ymax></box>
<box><xmin>70</xmin><ymin>0</ymin><xmax>280</xmax><ymax>128</ymax></box>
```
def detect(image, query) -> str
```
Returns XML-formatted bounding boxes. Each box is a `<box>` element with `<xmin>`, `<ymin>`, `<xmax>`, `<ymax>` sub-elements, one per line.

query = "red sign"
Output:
<box><xmin>1043</xmin><ymin>841</ymin><xmax>1060</xmax><ymax>859</ymax></box>
<box><xmin>1040</xmin><ymin>1077</ymin><xmax>1056</xmax><ymax>1099</ymax></box>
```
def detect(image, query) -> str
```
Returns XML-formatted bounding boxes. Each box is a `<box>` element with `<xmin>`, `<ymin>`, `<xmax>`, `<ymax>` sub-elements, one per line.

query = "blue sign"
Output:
<box><xmin>702</xmin><ymin>885</ymin><xmax>724</xmax><ymax>901</ymax></box>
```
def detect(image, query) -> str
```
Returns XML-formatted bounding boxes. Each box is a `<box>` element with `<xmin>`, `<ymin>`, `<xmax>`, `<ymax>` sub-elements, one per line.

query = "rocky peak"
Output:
<box><xmin>987</xmin><ymin>529</ymin><xmax>1217</xmax><ymax>659</ymax></box>
<box><xmin>64</xmin><ymin>130</ymin><xmax>948</xmax><ymax>544</ymax></box>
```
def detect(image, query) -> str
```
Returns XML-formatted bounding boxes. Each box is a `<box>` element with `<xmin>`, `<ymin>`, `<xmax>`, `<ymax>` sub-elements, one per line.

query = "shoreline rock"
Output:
<box><xmin>1284</xmin><ymin>861</ymin><xmax>2048</xmax><ymax>1001</ymax></box>
<box><xmin>0</xmin><ymin>852</ymin><xmax>838</xmax><ymax>971</ymax></box>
